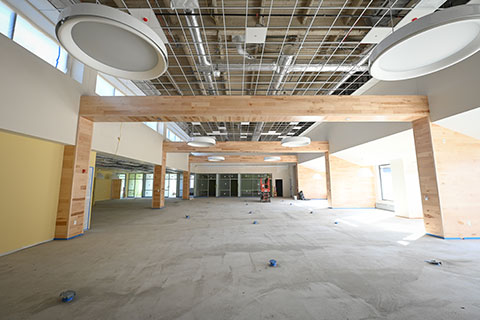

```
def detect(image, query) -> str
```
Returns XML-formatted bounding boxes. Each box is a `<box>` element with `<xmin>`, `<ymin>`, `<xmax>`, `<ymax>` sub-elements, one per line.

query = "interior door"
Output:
<box><xmin>208</xmin><ymin>180</ymin><xmax>216</xmax><ymax>197</ymax></box>
<box><xmin>275</xmin><ymin>179</ymin><xmax>283</xmax><ymax>197</ymax></box>
<box><xmin>231</xmin><ymin>180</ymin><xmax>238</xmax><ymax>197</ymax></box>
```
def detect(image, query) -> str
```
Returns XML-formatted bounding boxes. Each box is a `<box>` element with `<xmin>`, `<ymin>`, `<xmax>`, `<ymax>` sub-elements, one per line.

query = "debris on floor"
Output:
<box><xmin>269</xmin><ymin>259</ymin><xmax>277</xmax><ymax>267</ymax></box>
<box><xmin>185</xmin><ymin>215</ymin><xmax>190</xmax><ymax>219</ymax></box>
<box><xmin>253</xmin><ymin>221</ymin><xmax>258</xmax><ymax>224</ymax></box>
<box><xmin>310</xmin><ymin>211</ymin><xmax>313</xmax><ymax>214</ymax></box>
<box><xmin>248</xmin><ymin>211</ymin><xmax>252</xmax><ymax>214</ymax></box>
<box><xmin>425</xmin><ymin>259</ymin><xmax>442</xmax><ymax>266</ymax></box>
<box><xmin>59</xmin><ymin>290</ymin><xmax>76</xmax><ymax>303</ymax></box>
<box><xmin>334</xmin><ymin>221</ymin><xmax>339</xmax><ymax>224</ymax></box>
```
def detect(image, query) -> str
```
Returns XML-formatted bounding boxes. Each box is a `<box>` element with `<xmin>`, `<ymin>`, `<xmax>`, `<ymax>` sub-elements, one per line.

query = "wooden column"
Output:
<box><xmin>111</xmin><ymin>179</ymin><xmax>122</xmax><ymax>199</ymax></box>
<box><xmin>325</xmin><ymin>153</ymin><xmax>375</xmax><ymax>208</ymax></box>
<box><xmin>182</xmin><ymin>171</ymin><xmax>190</xmax><ymax>200</ymax></box>
<box><xmin>152</xmin><ymin>148</ymin><xmax>167</xmax><ymax>208</ymax></box>
<box><xmin>55</xmin><ymin>117</ymin><xmax>93</xmax><ymax>239</ymax></box>
<box><xmin>412</xmin><ymin>117</ymin><xmax>480</xmax><ymax>239</ymax></box>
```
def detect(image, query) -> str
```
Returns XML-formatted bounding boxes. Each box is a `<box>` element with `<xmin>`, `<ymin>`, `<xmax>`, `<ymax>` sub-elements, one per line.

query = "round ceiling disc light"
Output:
<box><xmin>56</xmin><ymin>3</ymin><xmax>168</xmax><ymax>80</ymax></box>
<box><xmin>264</xmin><ymin>156</ymin><xmax>281</xmax><ymax>162</ymax></box>
<box><xmin>281</xmin><ymin>136</ymin><xmax>311</xmax><ymax>147</ymax></box>
<box><xmin>208</xmin><ymin>156</ymin><xmax>225</xmax><ymax>162</ymax></box>
<box><xmin>369</xmin><ymin>5</ymin><xmax>480</xmax><ymax>81</ymax></box>
<box><xmin>187</xmin><ymin>137</ymin><xmax>216</xmax><ymax>148</ymax></box>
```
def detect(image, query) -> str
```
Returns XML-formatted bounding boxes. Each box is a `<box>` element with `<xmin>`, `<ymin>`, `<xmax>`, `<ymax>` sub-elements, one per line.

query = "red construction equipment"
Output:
<box><xmin>260</xmin><ymin>177</ymin><xmax>271</xmax><ymax>202</ymax></box>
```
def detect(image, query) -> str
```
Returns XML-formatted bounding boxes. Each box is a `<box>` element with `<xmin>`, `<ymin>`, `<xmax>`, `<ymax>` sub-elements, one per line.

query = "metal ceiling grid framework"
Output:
<box><xmin>47</xmin><ymin>0</ymin><xmax>426</xmax><ymax>141</ymax></box>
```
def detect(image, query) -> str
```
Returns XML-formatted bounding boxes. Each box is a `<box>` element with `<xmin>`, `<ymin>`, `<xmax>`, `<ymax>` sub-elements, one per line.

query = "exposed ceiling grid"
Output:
<box><xmin>48</xmin><ymin>0</ymin><xmax>423</xmax><ymax>140</ymax></box>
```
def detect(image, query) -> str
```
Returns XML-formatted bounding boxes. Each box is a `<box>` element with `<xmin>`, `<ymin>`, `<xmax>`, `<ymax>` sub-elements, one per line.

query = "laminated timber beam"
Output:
<box><xmin>165</xmin><ymin>141</ymin><xmax>327</xmax><ymax>153</ymax></box>
<box><xmin>189</xmin><ymin>155</ymin><xmax>298</xmax><ymax>163</ymax></box>
<box><xmin>79</xmin><ymin>95</ymin><xmax>429</xmax><ymax>123</ymax></box>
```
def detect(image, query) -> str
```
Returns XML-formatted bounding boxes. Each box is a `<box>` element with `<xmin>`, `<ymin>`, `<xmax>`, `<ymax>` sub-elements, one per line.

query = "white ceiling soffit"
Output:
<box><xmin>299</xmin><ymin>156</ymin><xmax>326</xmax><ymax>173</ymax></box>
<box><xmin>434</xmin><ymin>107</ymin><xmax>480</xmax><ymax>140</ymax></box>
<box><xmin>333</xmin><ymin>130</ymin><xmax>417</xmax><ymax>167</ymax></box>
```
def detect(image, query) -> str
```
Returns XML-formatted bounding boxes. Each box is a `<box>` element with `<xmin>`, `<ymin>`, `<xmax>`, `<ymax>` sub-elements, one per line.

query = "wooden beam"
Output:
<box><xmin>79</xmin><ymin>95</ymin><xmax>429</xmax><ymax>122</ymax></box>
<box><xmin>165</xmin><ymin>141</ymin><xmax>328</xmax><ymax>153</ymax></box>
<box><xmin>190</xmin><ymin>154</ymin><xmax>298</xmax><ymax>163</ymax></box>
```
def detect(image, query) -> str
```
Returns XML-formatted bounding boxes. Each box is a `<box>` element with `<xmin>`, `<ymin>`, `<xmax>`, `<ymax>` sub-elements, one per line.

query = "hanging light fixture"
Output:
<box><xmin>208</xmin><ymin>156</ymin><xmax>225</xmax><ymax>162</ymax></box>
<box><xmin>264</xmin><ymin>156</ymin><xmax>281</xmax><ymax>162</ymax></box>
<box><xmin>56</xmin><ymin>3</ymin><xmax>168</xmax><ymax>80</ymax></box>
<box><xmin>369</xmin><ymin>5</ymin><xmax>480</xmax><ymax>81</ymax></box>
<box><xmin>187</xmin><ymin>137</ymin><xmax>216</xmax><ymax>147</ymax></box>
<box><xmin>281</xmin><ymin>136</ymin><xmax>311</xmax><ymax>147</ymax></box>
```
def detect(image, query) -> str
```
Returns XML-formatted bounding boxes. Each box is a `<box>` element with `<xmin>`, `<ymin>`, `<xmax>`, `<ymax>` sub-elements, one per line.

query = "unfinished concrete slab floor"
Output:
<box><xmin>1</xmin><ymin>198</ymin><xmax>480</xmax><ymax>320</ymax></box>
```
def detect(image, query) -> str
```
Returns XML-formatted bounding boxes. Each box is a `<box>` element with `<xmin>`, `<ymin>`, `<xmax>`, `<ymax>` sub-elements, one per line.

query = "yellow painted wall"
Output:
<box><xmin>0</xmin><ymin>130</ymin><xmax>64</xmax><ymax>255</ymax></box>
<box><xmin>93</xmin><ymin>168</ymin><xmax>122</xmax><ymax>204</ymax></box>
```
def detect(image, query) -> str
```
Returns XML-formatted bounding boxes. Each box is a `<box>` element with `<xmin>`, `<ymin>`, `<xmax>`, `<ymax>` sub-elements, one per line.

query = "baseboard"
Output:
<box><xmin>0</xmin><ymin>238</ymin><xmax>53</xmax><ymax>257</ymax></box>
<box><xmin>54</xmin><ymin>233</ymin><xmax>84</xmax><ymax>240</ymax></box>
<box><xmin>426</xmin><ymin>233</ymin><xmax>480</xmax><ymax>240</ymax></box>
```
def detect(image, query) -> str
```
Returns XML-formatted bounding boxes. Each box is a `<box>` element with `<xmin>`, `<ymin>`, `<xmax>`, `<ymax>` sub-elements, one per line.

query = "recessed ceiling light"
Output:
<box><xmin>287</xmin><ymin>132</ymin><xmax>295</xmax><ymax>135</ymax></box>
<box><xmin>192</xmin><ymin>122</ymin><xmax>201</xmax><ymax>125</ymax></box>
<box><xmin>56</xmin><ymin>3</ymin><xmax>168</xmax><ymax>80</ymax></box>
<box><xmin>193</xmin><ymin>132</ymin><xmax>201</xmax><ymax>135</ymax></box>
<box><xmin>278</xmin><ymin>136</ymin><xmax>286</xmax><ymax>139</ymax></box>
<box><xmin>208</xmin><ymin>156</ymin><xmax>225</xmax><ymax>162</ymax></box>
<box><xmin>289</xmin><ymin>122</ymin><xmax>299</xmax><ymax>125</ymax></box>
<box><xmin>370</xmin><ymin>5</ymin><xmax>480</xmax><ymax>81</ymax></box>
<box><xmin>241</xmin><ymin>122</ymin><xmax>250</xmax><ymax>125</ymax></box>
<box><xmin>218</xmin><ymin>126</ymin><xmax>226</xmax><ymax>130</ymax></box>
<box><xmin>212</xmin><ymin>131</ymin><xmax>220</xmax><ymax>134</ymax></box>
<box><xmin>264</xmin><ymin>156</ymin><xmax>281</xmax><ymax>162</ymax></box>
<box><xmin>187</xmin><ymin>137</ymin><xmax>216</xmax><ymax>147</ymax></box>
<box><xmin>281</xmin><ymin>136</ymin><xmax>311</xmax><ymax>147</ymax></box>
<box><xmin>292</xmin><ymin>126</ymin><xmax>302</xmax><ymax>130</ymax></box>
<box><xmin>268</xmin><ymin>130</ymin><xmax>276</xmax><ymax>134</ymax></box>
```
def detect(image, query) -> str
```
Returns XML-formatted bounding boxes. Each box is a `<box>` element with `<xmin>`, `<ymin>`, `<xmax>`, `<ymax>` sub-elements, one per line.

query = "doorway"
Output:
<box><xmin>275</xmin><ymin>179</ymin><xmax>283</xmax><ymax>197</ymax></box>
<box><xmin>208</xmin><ymin>180</ymin><xmax>216</xmax><ymax>197</ymax></box>
<box><xmin>231</xmin><ymin>179</ymin><xmax>238</xmax><ymax>197</ymax></box>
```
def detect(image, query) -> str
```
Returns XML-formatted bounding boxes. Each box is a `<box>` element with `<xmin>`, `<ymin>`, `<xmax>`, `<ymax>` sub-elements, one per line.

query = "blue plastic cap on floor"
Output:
<box><xmin>269</xmin><ymin>259</ymin><xmax>277</xmax><ymax>267</ymax></box>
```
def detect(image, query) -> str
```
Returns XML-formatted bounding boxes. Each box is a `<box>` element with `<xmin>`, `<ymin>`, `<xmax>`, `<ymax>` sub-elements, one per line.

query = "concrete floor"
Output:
<box><xmin>1</xmin><ymin>198</ymin><xmax>480</xmax><ymax>320</ymax></box>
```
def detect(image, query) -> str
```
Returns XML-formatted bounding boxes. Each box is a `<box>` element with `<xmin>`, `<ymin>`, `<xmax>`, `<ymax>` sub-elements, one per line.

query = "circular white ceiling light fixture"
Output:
<box><xmin>208</xmin><ymin>156</ymin><xmax>225</xmax><ymax>162</ymax></box>
<box><xmin>264</xmin><ymin>156</ymin><xmax>281</xmax><ymax>162</ymax></box>
<box><xmin>56</xmin><ymin>3</ymin><xmax>168</xmax><ymax>80</ymax></box>
<box><xmin>187</xmin><ymin>137</ymin><xmax>216</xmax><ymax>148</ymax></box>
<box><xmin>281</xmin><ymin>136</ymin><xmax>311</xmax><ymax>147</ymax></box>
<box><xmin>369</xmin><ymin>5</ymin><xmax>480</xmax><ymax>81</ymax></box>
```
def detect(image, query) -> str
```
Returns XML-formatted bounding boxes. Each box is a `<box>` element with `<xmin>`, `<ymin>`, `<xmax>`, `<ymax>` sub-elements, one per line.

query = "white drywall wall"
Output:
<box><xmin>91</xmin><ymin>123</ymin><xmax>164</xmax><ymax>165</ymax></box>
<box><xmin>166</xmin><ymin>153</ymin><xmax>189</xmax><ymax>171</ymax></box>
<box><xmin>0</xmin><ymin>34</ymin><xmax>84</xmax><ymax>145</ymax></box>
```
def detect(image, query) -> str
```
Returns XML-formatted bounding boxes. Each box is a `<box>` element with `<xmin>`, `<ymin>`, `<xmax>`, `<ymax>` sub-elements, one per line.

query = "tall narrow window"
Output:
<box><xmin>95</xmin><ymin>75</ymin><xmax>125</xmax><ymax>96</ymax></box>
<box><xmin>0</xmin><ymin>1</ymin><xmax>15</xmax><ymax>38</ymax></box>
<box><xmin>13</xmin><ymin>16</ymin><xmax>68</xmax><ymax>72</ymax></box>
<box><xmin>379</xmin><ymin>164</ymin><xmax>393</xmax><ymax>201</ymax></box>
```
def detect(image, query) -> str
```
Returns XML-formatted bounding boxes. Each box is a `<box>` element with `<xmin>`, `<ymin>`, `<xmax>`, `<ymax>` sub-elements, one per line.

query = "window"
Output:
<box><xmin>144</xmin><ymin>174</ymin><xmax>153</xmax><ymax>197</ymax></box>
<box><xmin>0</xmin><ymin>1</ymin><xmax>14</xmax><ymax>38</ymax></box>
<box><xmin>379</xmin><ymin>164</ymin><xmax>394</xmax><ymax>201</ymax></box>
<box><xmin>95</xmin><ymin>75</ymin><xmax>125</xmax><ymax>96</ymax></box>
<box><xmin>166</xmin><ymin>128</ymin><xmax>183</xmax><ymax>142</ymax></box>
<box><xmin>12</xmin><ymin>15</ymin><xmax>68</xmax><ymax>72</ymax></box>
<box><xmin>144</xmin><ymin>122</ymin><xmax>157</xmax><ymax>131</ymax></box>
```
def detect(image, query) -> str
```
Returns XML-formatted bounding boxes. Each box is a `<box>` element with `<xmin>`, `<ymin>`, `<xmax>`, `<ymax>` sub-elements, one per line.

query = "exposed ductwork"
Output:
<box><xmin>232</xmin><ymin>35</ymin><xmax>255</xmax><ymax>60</ymax></box>
<box><xmin>184</xmin><ymin>9</ymin><xmax>216</xmax><ymax>95</ymax></box>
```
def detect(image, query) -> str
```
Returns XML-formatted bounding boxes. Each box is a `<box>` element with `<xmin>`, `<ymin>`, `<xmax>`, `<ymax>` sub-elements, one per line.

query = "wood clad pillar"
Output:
<box><xmin>325</xmin><ymin>152</ymin><xmax>375</xmax><ymax>208</ymax></box>
<box><xmin>412</xmin><ymin>117</ymin><xmax>480</xmax><ymax>239</ymax></box>
<box><xmin>55</xmin><ymin>117</ymin><xmax>93</xmax><ymax>239</ymax></box>
<box><xmin>152</xmin><ymin>147</ymin><xmax>167</xmax><ymax>208</ymax></box>
<box><xmin>182</xmin><ymin>171</ymin><xmax>190</xmax><ymax>200</ymax></box>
